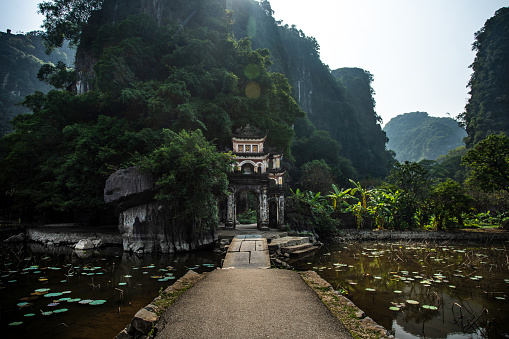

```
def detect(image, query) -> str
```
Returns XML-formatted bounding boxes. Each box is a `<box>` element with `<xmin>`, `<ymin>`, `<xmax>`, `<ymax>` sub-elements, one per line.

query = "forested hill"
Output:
<box><xmin>74</xmin><ymin>0</ymin><xmax>393</xmax><ymax>178</ymax></box>
<box><xmin>458</xmin><ymin>7</ymin><xmax>509</xmax><ymax>148</ymax></box>
<box><xmin>384</xmin><ymin>112</ymin><xmax>466</xmax><ymax>162</ymax></box>
<box><xmin>0</xmin><ymin>31</ymin><xmax>75</xmax><ymax>136</ymax></box>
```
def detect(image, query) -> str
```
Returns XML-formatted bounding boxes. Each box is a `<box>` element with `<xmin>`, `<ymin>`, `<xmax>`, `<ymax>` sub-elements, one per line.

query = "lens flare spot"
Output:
<box><xmin>245</xmin><ymin>82</ymin><xmax>261</xmax><ymax>99</ymax></box>
<box><xmin>247</xmin><ymin>17</ymin><xmax>257</xmax><ymax>38</ymax></box>
<box><xmin>244</xmin><ymin>64</ymin><xmax>261</xmax><ymax>79</ymax></box>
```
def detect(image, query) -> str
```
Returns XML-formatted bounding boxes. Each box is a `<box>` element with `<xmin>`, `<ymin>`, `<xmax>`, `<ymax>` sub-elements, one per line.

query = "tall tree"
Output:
<box><xmin>39</xmin><ymin>0</ymin><xmax>104</xmax><ymax>51</ymax></box>
<box><xmin>462</xmin><ymin>133</ymin><xmax>509</xmax><ymax>194</ymax></box>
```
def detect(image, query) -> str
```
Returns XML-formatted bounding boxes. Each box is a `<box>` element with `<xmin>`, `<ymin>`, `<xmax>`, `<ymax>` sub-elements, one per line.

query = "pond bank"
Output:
<box><xmin>26</xmin><ymin>225</ymin><xmax>122</xmax><ymax>246</ymax></box>
<box><xmin>334</xmin><ymin>228</ymin><xmax>509</xmax><ymax>242</ymax></box>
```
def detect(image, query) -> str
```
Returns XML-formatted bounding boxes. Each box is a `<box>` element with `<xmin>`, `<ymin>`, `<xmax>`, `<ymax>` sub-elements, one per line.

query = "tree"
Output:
<box><xmin>137</xmin><ymin>129</ymin><xmax>233</xmax><ymax>230</ymax></box>
<box><xmin>298</xmin><ymin>159</ymin><xmax>334</xmax><ymax>194</ymax></box>
<box><xmin>430</xmin><ymin>180</ymin><xmax>473</xmax><ymax>230</ymax></box>
<box><xmin>386</xmin><ymin>161</ymin><xmax>431</xmax><ymax>229</ymax></box>
<box><xmin>462</xmin><ymin>133</ymin><xmax>509</xmax><ymax>194</ymax></box>
<box><xmin>38</xmin><ymin>0</ymin><xmax>104</xmax><ymax>51</ymax></box>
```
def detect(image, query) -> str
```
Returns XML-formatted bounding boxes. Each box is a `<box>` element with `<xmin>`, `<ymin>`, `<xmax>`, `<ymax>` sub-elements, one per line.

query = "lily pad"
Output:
<box><xmin>53</xmin><ymin>308</ymin><xmax>68</xmax><ymax>313</ymax></box>
<box><xmin>48</xmin><ymin>302</ymin><xmax>60</xmax><ymax>307</ymax></box>
<box><xmin>118</xmin><ymin>282</ymin><xmax>127</xmax><ymax>286</ymax></box>
<box><xmin>406</xmin><ymin>300</ymin><xmax>419</xmax><ymax>305</ymax></box>
<box><xmin>35</xmin><ymin>288</ymin><xmax>50</xmax><ymax>293</ymax></box>
<box><xmin>365</xmin><ymin>288</ymin><xmax>376</xmax><ymax>292</ymax></box>
<box><xmin>9</xmin><ymin>321</ymin><xmax>23</xmax><ymax>326</ymax></box>
<box><xmin>90</xmin><ymin>300</ymin><xmax>106</xmax><ymax>305</ymax></box>
<box><xmin>44</xmin><ymin>292</ymin><xmax>63</xmax><ymax>298</ymax></box>
<box><xmin>389</xmin><ymin>306</ymin><xmax>400</xmax><ymax>311</ymax></box>
<box><xmin>79</xmin><ymin>299</ymin><xmax>94</xmax><ymax>304</ymax></box>
<box><xmin>67</xmin><ymin>298</ymin><xmax>81</xmax><ymax>303</ymax></box>
<box><xmin>41</xmin><ymin>311</ymin><xmax>53</xmax><ymax>316</ymax></box>
<box><xmin>24</xmin><ymin>313</ymin><xmax>36</xmax><ymax>317</ymax></box>
<box><xmin>394</xmin><ymin>290</ymin><xmax>402</xmax><ymax>294</ymax></box>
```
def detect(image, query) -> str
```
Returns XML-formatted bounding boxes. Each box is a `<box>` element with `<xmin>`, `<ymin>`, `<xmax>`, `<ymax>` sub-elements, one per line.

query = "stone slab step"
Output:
<box><xmin>280</xmin><ymin>243</ymin><xmax>313</xmax><ymax>254</ymax></box>
<box><xmin>268</xmin><ymin>236</ymin><xmax>309</xmax><ymax>253</ymax></box>
<box><xmin>289</xmin><ymin>246</ymin><xmax>321</xmax><ymax>258</ymax></box>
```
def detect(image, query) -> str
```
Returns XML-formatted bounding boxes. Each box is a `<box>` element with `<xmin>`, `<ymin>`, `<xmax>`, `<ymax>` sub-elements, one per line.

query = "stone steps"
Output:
<box><xmin>289</xmin><ymin>245</ymin><xmax>321</xmax><ymax>258</ymax></box>
<box><xmin>268</xmin><ymin>236</ymin><xmax>310</xmax><ymax>254</ymax></box>
<box><xmin>281</xmin><ymin>243</ymin><xmax>314</xmax><ymax>254</ymax></box>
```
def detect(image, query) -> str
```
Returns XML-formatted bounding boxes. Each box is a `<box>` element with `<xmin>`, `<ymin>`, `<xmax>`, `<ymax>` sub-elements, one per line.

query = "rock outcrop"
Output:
<box><xmin>105</xmin><ymin>167</ymin><xmax>217</xmax><ymax>253</ymax></box>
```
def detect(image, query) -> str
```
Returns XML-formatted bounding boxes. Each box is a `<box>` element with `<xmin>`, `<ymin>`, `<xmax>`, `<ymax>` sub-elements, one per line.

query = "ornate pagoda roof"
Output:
<box><xmin>232</xmin><ymin>124</ymin><xmax>267</xmax><ymax>139</ymax></box>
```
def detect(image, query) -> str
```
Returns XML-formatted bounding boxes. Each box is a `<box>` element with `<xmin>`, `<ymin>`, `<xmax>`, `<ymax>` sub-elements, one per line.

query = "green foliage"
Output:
<box><xmin>386</xmin><ymin>161</ymin><xmax>431</xmax><ymax>229</ymax></box>
<box><xmin>136</xmin><ymin>129</ymin><xmax>233</xmax><ymax>230</ymax></box>
<box><xmin>0</xmin><ymin>31</ymin><xmax>75</xmax><ymax>136</ymax></box>
<box><xmin>384</xmin><ymin>112</ymin><xmax>467</xmax><ymax>162</ymax></box>
<box><xmin>37</xmin><ymin>61</ymin><xmax>76</xmax><ymax>89</ymax></box>
<box><xmin>39</xmin><ymin>0</ymin><xmax>104</xmax><ymax>51</ymax></box>
<box><xmin>298</xmin><ymin>159</ymin><xmax>334</xmax><ymax>194</ymax></box>
<box><xmin>435</xmin><ymin>146</ymin><xmax>469</xmax><ymax>182</ymax></box>
<box><xmin>237</xmin><ymin>209</ymin><xmax>257</xmax><ymax>224</ymax></box>
<box><xmin>458</xmin><ymin>7</ymin><xmax>509</xmax><ymax>148</ymax></box>
<box><xmin>430</xmin><ymin>180</ymin><xmax>474</xmax><ymax>230</ymax></box>
<box><xmin>462</xmin><ymin>133</ymin><xmax>509</xmax><ymax>193</ymax></box>
<box><xmin>290</xmin><ymin>188</ymin><xmax>338</xmax><ymax>236</ymax></box>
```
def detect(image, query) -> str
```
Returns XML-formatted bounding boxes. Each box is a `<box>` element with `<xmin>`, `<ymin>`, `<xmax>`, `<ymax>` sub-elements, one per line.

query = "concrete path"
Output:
<box><xmin>153</xmin><ymin>269</ymin><xmax>352</xmax><ymax>338</ymax></box>
<box><xmin>222</xmin><ymin>235</ymin><xmax>270</xmax><ymax>269</ymax></box>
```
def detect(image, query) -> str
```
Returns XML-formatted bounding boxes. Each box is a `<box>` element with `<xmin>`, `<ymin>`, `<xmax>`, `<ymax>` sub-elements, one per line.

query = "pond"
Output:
<box><xmin>293</xmin><ymin>241</ymin><xmax>509</xmax><ymax>338</ymax></box>
<box><xmin>0</xmin><ymin>243</ymin><xmax>222</xmax><ymax>338</ymax></box>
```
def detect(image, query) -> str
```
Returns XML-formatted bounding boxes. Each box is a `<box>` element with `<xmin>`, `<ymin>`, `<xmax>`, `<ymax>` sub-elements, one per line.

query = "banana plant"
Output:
<box><xmin>367</xmin><ymin>189</ymin><xmax>394</xmax><ymax>229</ymax></box>
<box><xmin>327</xmin><ymin>184</ymin><xmax>356</xmax><ymax>212</ymax></box>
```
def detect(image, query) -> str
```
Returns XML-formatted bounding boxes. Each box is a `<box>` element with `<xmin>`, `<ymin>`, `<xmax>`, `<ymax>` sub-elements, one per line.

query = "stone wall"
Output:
<box><xmin>106</xmin><ymin>167</ymin><xmax>217</xmax><ymax>253</ymax></box>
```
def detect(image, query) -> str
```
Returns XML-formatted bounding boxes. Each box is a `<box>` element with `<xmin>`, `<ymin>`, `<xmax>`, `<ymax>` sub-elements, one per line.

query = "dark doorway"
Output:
<box><xmin>269</xmin><ymin>201</ymin><xmax>278</xmax><ymax>228</ymax></box>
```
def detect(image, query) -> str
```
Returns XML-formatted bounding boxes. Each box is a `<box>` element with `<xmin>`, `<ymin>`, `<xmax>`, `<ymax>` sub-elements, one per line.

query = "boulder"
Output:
<box><xmin>3</xmin><ymin>233</ymin><xmax>26</xmax><ymax>243</ymax></box>
<box><xmin>92</xmin><ymin>239</ymin><xmax>104</xmax><ymax>248</ymax></box>
<box><xmin>104</xmin><ymin>167</ymin><xmax>156</xmax><ymax>209</ymax></box>
<box><xmin>75</xmin><ymin>239</ymin><xmax>94</xmax><ymax>250</ymax></box>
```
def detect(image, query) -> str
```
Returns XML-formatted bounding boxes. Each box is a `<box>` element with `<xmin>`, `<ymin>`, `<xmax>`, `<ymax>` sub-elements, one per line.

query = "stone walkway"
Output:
<box><xmin>153</xmin><ymin>234</ymin><xmax>352</xmax><ymax>338</ymax></box>
<box><xmin>153</xmin><ymin>269</ymin><xmax>352</xmax><ymax>338</ymax></box>
<box><xmin>222</xmin><ymin>235</ymin><xmax>270</xmax><ymax>269</ymax></box>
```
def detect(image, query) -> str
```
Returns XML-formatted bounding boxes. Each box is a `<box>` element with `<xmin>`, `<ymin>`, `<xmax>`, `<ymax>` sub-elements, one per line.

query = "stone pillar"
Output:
<box><xmin>278</xmin><ymin>194</ymin><xmax>285</xmax><ymax>230</ymax></box>
<box><xmin>225</xmin><ymin>191</ymin><xmax>236</xmax><ymax>228</ymax></box>
<box><xmin>258</xmin><ymin>189</ymin><xmax>269</xmax><ymax>229</ymax></box>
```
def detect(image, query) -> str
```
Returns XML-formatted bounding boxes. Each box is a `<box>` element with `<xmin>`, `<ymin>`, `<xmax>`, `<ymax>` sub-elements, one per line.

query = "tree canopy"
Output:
<box><xmin>462</xmin><ymin>133</ymin><xmax>509</xmax><ymax>194</ymax></box>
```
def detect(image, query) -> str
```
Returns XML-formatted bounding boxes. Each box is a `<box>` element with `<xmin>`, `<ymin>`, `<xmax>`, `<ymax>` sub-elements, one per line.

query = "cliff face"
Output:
<box><xmin>74</xmin><ymin>0</ymin><xmax>392</xmax><ymax>177</ymax></box>
<box><xmin>75</xmin><ymin>0</ymin><xmax>227</xmax><ymax>93</ymax></box>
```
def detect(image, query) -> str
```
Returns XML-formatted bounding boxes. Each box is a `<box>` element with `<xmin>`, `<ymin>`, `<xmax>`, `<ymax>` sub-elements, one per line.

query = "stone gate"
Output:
<box><xmin>224</xmin><ymin>125</ymin><xmax>285</xmax><ymax>230</ymax></box>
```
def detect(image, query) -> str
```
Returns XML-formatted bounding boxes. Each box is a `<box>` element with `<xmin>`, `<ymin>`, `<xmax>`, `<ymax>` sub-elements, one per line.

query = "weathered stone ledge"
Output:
<box><xmin>333</xmin><ymin>229</ymin><xmax>509</xmax><ymax>242</ymax></box>
<box><xmin>300</xmin><ymin>270</ymin><xmax>394</xmax><ymax>339</ymax></box>
<box><xmin>26</xmin><ymin>227</ymin><xmax>122</xmax><ymax>246</ymax></box>
<box><xmin>115</xmin><ymin>270</ymin><xmax>207</xmax><ymax>339</ymax></box>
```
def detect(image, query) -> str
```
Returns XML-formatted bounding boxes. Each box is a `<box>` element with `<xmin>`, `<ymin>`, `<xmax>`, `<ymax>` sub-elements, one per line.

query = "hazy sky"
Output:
<box><xmin>1</xmin><ymin>0</ymin><xmax>507</xmax><ymax>125</ymax></box>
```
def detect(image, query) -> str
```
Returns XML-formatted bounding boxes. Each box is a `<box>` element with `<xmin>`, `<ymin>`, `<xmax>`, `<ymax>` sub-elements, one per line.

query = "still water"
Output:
<box><xmin>0</xmin><ymin>243</ymin><xmax>222</xmax><ymax>338</ymax></box>
<box><xmin>293</xmin><ymin>241</ymin><xmax>509</xmax><ymax>339</ymax></box>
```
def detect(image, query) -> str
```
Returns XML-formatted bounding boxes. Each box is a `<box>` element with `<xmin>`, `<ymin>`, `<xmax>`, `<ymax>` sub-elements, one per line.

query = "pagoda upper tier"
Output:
<box><xmin>230</xmin><ymin>125</ymin><xmax>285</xmax><ymax>186</ymax></box>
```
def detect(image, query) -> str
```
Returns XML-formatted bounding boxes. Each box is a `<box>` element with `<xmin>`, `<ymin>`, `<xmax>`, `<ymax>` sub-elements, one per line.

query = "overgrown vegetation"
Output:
<box><xmin>290</xmin><ymin>134</ymin><xmax>509</xmax><ymax>235</ymax></box>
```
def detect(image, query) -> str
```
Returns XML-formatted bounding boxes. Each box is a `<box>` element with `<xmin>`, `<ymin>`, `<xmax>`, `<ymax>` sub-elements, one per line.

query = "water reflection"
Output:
<box><xmin>293</xmin><ymin>241</ymin><xmax>509</xmax><ymax>338</ymax></box>
<box><xmin>0</xmin><ymin>243</ymin><xmax>222</xmax><ymax>339</ymax></box>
